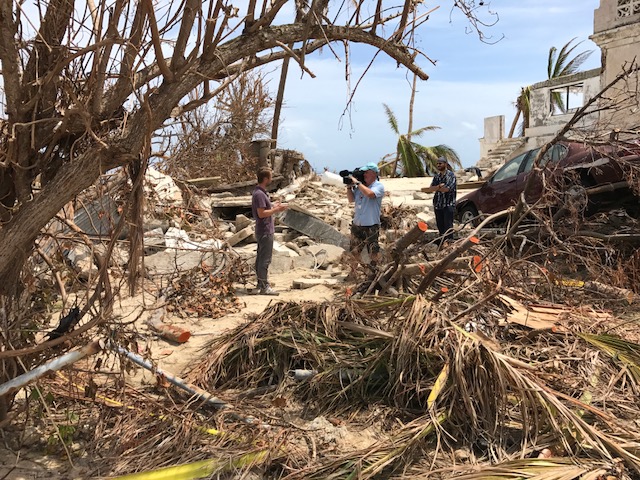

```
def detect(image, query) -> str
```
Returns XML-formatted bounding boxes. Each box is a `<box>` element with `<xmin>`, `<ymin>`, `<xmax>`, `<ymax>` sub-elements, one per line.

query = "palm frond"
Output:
<box><xmin>415</xmin><ymin>143</ymin><xmax>462</xmax><ymax>172</ymax></box>
<box><xmin>383</xmin><ymin>103</ymin><xmax>400</xmax><ymax>135</ymax></box>
<box><xmin>552</xmin><ymin>37</ymin><xmax>579</xmax><ymax>78</ymax></box>
<box><xmin>547</xmin><ymin>46</ymin><xmax>558</xmax><ymax>79</ymax></box>
<box><xmin>451</xmin><ymin>457</ymin><xmax>612</xmax><ymax>480</ymax></box>
<box><xmin>398</xmin><ymin>135</ymin><xmax>426</xmax><ymax>177</ymax></box>
<box><xmin>548</xmin><ymin>38</ymin><xmax>593</xmax><ymax>79</ymax></box>
<box><xmin>578</xmin><ymin>333</ymin><xmax>640</xmax><ymax>384</ymax></box>
<box><xmin>409</xmin><ymin>125</ymin><xmax>441</xmax><ymax>137</ymax></box>
<box><xmin>562</xmin><ymin>49</ymin><xmax>594</xmax><ymax>76</ymax></box>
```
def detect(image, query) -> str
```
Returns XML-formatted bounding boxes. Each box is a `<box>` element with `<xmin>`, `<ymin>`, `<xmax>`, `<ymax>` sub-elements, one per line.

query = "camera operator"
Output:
<box><xmin>346</xmin><ymin>162</ymin><xmax>385</xmax><ymax>274</ymax></box>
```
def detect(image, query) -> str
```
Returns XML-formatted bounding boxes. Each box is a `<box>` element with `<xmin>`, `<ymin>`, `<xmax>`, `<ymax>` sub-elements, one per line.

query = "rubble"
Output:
<box><xmin>6</xmin><ymin>156</ymin><xmax>640</xmax><ymax>480</ymax></box>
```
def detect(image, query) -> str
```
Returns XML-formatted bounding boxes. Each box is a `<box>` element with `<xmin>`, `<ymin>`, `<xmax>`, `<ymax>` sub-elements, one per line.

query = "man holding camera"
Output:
<box><xmin>346</xmin><ymin>162</ymin><xmax>385</xmax><ymax>274</ymax></box>
<box><xmin>422</xmin><ymin>157</ymin><xmax>457</xmax><ymax>245</ymax></box>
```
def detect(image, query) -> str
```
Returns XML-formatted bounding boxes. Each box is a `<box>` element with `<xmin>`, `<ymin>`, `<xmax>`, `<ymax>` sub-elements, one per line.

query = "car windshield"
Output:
<box><xmin>490</xmin><ymin>144</ymin><xmax>570</xmax><ymax>184</ymax></box>
<box><xmin>522</xmin><ymin>144</ymin><xmax>568</xmax><ymax>173</ymax></box>
<box><xmin>491</xmin><ymin>152</ymin><xmax>528</xmax><ymax>183</ymax></box>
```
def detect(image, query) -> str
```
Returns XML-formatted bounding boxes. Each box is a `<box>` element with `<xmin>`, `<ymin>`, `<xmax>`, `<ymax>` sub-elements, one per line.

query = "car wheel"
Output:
<box><xmin>459</xmin><ymin>204</ymin><xmax>479</xmax><ymax>226</ymax></box>
<box><xmin>563</xmin><ymin>184</ymin><xmax>589</xmax><ymax>213</ymax></box>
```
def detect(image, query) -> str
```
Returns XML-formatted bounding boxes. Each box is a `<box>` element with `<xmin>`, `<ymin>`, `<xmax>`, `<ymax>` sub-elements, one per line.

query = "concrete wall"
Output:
<box><xmin>479</xmin><ymin>115</ymin><xmax>504</xmax><ymax>160</ymax></box>
<box><xmin>591</xmin><ymin>1</ymin><xmax>640</xmax><ymax>135</ymax></box>
<box><xmin>594</xmin><ymin>0</ymin><xmax>640</xmax><ymax>33</ymax></box>
<box><xmin>524</xmin><ymin>69</ymin><xmax>602</xmax><ymax>146</ymax></box>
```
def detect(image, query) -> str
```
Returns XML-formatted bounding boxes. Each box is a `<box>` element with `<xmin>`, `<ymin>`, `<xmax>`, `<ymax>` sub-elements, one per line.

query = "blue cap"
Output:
<box><xmin>360</xmin><ymin>162</ymin><xmax>379</xmax><ymax>173</ymax></box>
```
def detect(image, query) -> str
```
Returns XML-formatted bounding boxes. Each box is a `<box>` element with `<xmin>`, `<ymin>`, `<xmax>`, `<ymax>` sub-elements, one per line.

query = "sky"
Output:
<box><xmin>272</xmin><ymin>0</ymin><xmax>602</xmax><ymax>171</ymax></box>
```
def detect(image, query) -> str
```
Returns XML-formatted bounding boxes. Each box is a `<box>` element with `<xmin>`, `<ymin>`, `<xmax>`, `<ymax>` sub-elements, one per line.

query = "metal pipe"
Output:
<box><xmin>111</xmin><ymin>344</ymin><xmax>228</xmax><ymax>409</ymax></box>
<box><xmin>0</xmin><ymin>340</ymin><xmax>104</xmax><ymax>397</ymax></box>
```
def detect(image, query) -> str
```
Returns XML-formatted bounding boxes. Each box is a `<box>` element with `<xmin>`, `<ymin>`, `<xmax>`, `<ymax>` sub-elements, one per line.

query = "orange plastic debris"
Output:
<box><xmin>472</xmin><ymin>255</ymin><xmax>483</xmax><ymax>273</ymax></box>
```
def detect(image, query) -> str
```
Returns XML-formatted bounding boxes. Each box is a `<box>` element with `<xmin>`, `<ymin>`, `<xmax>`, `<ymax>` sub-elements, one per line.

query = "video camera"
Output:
<box><xmin>339</xmin><ymin>168</ymin><xmax>366</xmax><ymax>185</ymax></box>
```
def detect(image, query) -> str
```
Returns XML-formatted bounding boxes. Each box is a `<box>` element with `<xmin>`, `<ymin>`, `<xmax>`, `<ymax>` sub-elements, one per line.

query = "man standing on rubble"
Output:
<box><xmin>346</xmin><ymin>162</ymin><xmax>385</xmax><ymax>275</ymax></box>
<box><xmin>423</xmin><ymin>157</ymin><xmax>457</xmax><ymax>246</ymax></box>
<box><xmin>252</xmin><ymin>168</ymin><xmax>288</xmax><ymax>295</ymax></box>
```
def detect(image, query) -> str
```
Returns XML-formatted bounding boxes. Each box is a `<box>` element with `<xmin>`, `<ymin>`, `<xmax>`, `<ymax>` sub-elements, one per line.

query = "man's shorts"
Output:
<box><xmin>350</xmin><ymin>224</ymin><xmax>381</xmax><ymax>254</ymax></box>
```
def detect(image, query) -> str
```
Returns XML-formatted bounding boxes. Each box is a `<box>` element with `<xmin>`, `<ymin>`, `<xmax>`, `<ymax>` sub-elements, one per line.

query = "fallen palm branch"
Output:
<box><xmin>283</xmin><ymin>413</ymin><xmax>447</xmax><ymax>480</ymax></box>
<box><xmin>446</xmin><ymin>457</ymin><xmax>625</xmax><ymax>480</ymax></box>
<box><xmin>111</xmin><ymin>449</ymin><xmax>270</xmax><ymax>480</ymax></box>
<box><xmin>185</xmin><ymin>287</ymin><xmax>640</xmax><ymax>475</ymax></box>
<box><xmin>578</xmin><ymin>333</ymin><xmax>640</xmax><ymax>384</ymax></box>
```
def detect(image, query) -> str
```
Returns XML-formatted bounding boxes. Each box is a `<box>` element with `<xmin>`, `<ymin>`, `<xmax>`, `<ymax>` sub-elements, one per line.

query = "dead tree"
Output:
<box><xmin>0</xmin><ymin>0</ymin><xmax>494</xmax><ymax>419</ymax></box>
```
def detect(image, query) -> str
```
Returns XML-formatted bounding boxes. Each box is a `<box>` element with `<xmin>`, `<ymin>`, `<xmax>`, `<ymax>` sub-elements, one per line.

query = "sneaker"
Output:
<box><xmin>259</xmin><ymin>286</ymin><xmax>280</xmax><ymax>296</ymax></box>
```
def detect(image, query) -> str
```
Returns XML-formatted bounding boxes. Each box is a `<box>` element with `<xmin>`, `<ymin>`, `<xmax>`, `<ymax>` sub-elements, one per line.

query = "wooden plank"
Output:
<box><xmin>292</xmin><ymin>278</ymin><xmax>339</xmax><ymax>289</ymax></box>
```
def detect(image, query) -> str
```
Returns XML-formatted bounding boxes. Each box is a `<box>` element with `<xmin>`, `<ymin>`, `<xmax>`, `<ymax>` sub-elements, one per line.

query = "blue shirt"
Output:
<box><xmin>431</xmin><ymin>170</ymin><xmax>457</xmax><ymax>209</ymax></box>
<box><xmin>251</xmin><ymin>186</ymin><xmax>274</xmax><ymax>236</ymax></box>
<box><xmin>353</xmin><ymin>180</ymin><xmax>384</xmax><ymax>226</ymax></box>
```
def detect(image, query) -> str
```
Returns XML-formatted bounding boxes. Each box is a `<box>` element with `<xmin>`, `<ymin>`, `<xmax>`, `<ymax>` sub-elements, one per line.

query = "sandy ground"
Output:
<box><xmin>138</xmin><ymin>267</ymin><xmax>340</xmax><ymax>379</ymax></box>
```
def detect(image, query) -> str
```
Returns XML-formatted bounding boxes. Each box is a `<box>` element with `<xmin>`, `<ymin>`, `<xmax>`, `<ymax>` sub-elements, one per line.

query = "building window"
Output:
<box><xmin>617</xmin><ymin>0</ymin><xmax>640</xmax><ymax>18</ymax></box>
<box><xmin>550</xmin><ymin>84</ymin><xmax>584</xmax><ymax>115</ymax></box>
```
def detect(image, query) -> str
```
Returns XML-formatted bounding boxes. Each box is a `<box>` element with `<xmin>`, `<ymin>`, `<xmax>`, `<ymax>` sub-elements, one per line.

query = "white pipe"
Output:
<box><xmin>0</xmin><ymin>340</ymin><xmax>104</xmax><ymax>397</ymax></box>
<box><xmin>111</xmin><ymin>344</ymin><xmax>228</xmax><ymax>409</ymax></box>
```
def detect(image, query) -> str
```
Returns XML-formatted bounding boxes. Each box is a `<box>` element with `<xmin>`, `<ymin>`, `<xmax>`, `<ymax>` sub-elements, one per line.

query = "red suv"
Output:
<box><xmin>456</xmin><ymin>141</ymin><xmax>640</xmax><ymax>224</ymax></box>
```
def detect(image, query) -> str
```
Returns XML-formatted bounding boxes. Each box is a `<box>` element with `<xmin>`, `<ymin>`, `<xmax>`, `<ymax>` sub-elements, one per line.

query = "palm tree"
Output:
<box><xmin>383</xmin><ymin>104</ymin><xmax>461</xmax><ymax>177</ymax></box>
<box><xmin>547</xmin><ymin>37</ymin><xmax>593</xmax><ymax>113</ymax></box>
<box><xmin>508</xmin><ymin>38</ymin><xmax>593</xmax><ymax>138</ymax></box>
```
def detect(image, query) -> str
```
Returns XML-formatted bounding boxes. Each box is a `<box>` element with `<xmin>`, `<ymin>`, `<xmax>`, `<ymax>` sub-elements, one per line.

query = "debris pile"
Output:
<box><xmin>4</xmin><ymin>150</ymin><xmax>640</xmax><ymax>480</ymax></box>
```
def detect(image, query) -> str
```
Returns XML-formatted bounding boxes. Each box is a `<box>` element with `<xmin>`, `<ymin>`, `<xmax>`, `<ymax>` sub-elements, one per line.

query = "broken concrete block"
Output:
<box><xmin>144</xmin><ymin>249</ymin><xmax>218</xmax><ymax>276</ymax></box>
<box><xmin>413</xmin><ymin>192</ymin><xmax>430</xmax><ymax>201</ymax></box>
<box><xmin>65</xmin><ymin>245</ymin><xmax>98</xmax><ymax>281</ymax></box>
<box><xmin>192</xmin><ymin>195</ymin><xmax>214</xmax><ymax>215</ymax></box>
<box><xmin>226</xmin><ymin>225</ymin><xmax>255</xmax><ymax>247</ymax></box>
<box><xmin>417</xmin><ymin>212</ymin><xmax>435</xmax><ymax>224</ymax></box>
<box><xmin>292</xmin><ymin>254</ymin><xmax>316</xmax><ymax>270</ymax></box>
<box><xmin>284</xmin><ymin>242</ymin><xmax>304</xmax><ymax>255</ymax></box>
<box><xmin>94</xmin><ymin>243</ymin><xmax>130</xmax><ymax>267</ymax></box>
<box><xmin>145</xmin><ymin>167</ymin><xmax>183</xmax><ymax>206</ymax></box>
<box><xmin>273</xmin><ymin>241</ymin><xmax>299</xmax><ymax>257</ymax></box>
<box><xmin>269</xmin><ymin>254</ymin><xmax>294</xmax><ymax>274</ymax></box>
<box><xmin>235</xmin><ymin>214</ymin><xmax>252</xmax><ymax>231</ymax></box>
<box><xmin>304</xmin><ymin>244</ymin><xmax>345</xmax><ymax>266</ymax></box>
<box><xmin>279</xmin><ymin>208</ymin><xmax>349</xmax><ymax>249</ymax></box>
<box><xmin>164</xmin><ymin>227</ymin><xmax>191</xmax><ymax>249</ymax></box>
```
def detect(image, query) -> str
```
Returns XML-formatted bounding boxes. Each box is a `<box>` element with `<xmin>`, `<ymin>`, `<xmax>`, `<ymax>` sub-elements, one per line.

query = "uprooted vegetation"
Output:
<box><xmin>3</xmin><ymin>138</ymin><xmax>640</xmax><ymax>479</ymax></box>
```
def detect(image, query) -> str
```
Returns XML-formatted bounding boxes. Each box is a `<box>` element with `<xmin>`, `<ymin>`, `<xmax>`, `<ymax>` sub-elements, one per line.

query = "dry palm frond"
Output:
<box><xmin>186</xmin><ymin>292</ymin><xmax>640</xmax><ymax>474</ymax></box>
<box><xmin>185</xmin><ymin>300</ymin><xmax>399</xmax><ymax>410</ymax></box>
<box><xmin>441</xmin><ymin>325</ymin><xmax>640</xmax><ymax>473</ymax></box>
<box><xmin>447</xmin><ymin>457</ymin><xmax>624</xmax><ymax>480</ymax></box>
<box><xmin>578</xmin><ymin>333</ymin><xmax>640</xmax><ymax>384</ymax></box>
<box><xmin>283</xmin><ymin>413</ymin><xmax>446</xmax><ymax>480</ymax></box>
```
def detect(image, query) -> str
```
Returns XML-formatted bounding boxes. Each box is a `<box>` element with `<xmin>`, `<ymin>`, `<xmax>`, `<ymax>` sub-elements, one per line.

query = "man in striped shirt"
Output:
<box><xmin>423</xmin><ymin>158</ymin><xmax>457</xmax><ymax>246</ymax></box>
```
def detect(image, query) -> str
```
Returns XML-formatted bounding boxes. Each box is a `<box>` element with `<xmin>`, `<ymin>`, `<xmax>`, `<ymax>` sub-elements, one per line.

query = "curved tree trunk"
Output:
<box><xmin>507</xmin><ymin>106</ymin><xmax>522</xmax><ymax>139</ymax></box>
<box><xmin>271</xmin><ymin>54</ymin><xmax>292</xmax><ymax>152</ymax></box>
